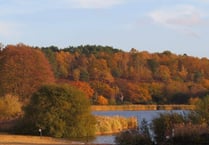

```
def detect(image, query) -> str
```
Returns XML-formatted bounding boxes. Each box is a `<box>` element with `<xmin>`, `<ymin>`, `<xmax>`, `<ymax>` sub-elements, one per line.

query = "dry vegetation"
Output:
<box><xmin>91</xmin><ymin>104</ymin><xmax>195</xmax><ymax>111</ymax></box>
<box><xmin>95</xmin><ymin>115</ymin><xmax>137</xmax><ymax>135</ymax></box>
<box><xmin>0</xmin><ymin>134</ymin><xmax>74</xmax><ymax>145</ymax></box>
<box><xmin>0</xmin><ymin>134</ymin><xmax>114</xmax><ymax>145</ymax></box>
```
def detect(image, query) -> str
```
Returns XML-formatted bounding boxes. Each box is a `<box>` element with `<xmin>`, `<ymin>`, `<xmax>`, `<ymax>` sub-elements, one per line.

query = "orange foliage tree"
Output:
<box><xmin>97</xmin><ymin>95</ymin><xmax>108</xmax><ymax>105</ymax></box>
<box><xmin>117</xmin><ymin>80</ymin><xmax>152</xmax><ymax>104</ymax></box>
<box><xmin>0</xmin><ymin>44</ymin><xmax>55</xmax><ymax>102</ymax></box>
<box><xmin>70</xmin><ymin>81</ymin><xmax>94</xmax><ymax>99</ymax></box>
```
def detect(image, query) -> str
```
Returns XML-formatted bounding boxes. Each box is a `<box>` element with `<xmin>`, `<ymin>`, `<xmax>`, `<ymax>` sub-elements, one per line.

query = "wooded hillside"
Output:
<box><xmin>41</xmin><ymin>45</ymin><xmax>209</xmax><ymax>105</ymax></box>
<box><xmin>1</xmin><ymin>44</ymin><xmax>209</xmax><ymax>105</ymax></box>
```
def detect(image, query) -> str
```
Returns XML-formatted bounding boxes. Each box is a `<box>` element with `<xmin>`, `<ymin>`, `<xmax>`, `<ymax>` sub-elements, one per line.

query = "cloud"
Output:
<box><xmin>148</xmin><ymin>5</ymin><xmax>207</xmax><ymax>38</ymax></box>
<box><xmin>68</xmin><ymin>0</ymin><xmax>125</xmax><ymax>9</ymax></box>
<box><xmin>149</xmin><ymin>5</ymin><xmax>204</xmax><ymax>27</ymax></box>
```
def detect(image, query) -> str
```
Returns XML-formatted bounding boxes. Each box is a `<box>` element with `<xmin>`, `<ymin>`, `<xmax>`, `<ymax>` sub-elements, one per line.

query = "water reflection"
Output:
<box><xmin>92</xmin><ymin>135</ymin><xmax>115</xmax><ymax>144</ymax></box>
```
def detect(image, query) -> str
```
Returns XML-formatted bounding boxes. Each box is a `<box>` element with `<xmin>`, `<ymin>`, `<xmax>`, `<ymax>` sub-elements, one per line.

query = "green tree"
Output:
<box><xmin>19</xmin><ymin>84</ymin><xmax>96</xmax><ymax>138</ymax></box>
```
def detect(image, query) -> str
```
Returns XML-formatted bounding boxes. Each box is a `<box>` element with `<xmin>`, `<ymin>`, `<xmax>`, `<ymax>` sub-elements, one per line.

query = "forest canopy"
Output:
<box><xmin>42</xmin><ymin>45</ymin><xmax>209</xmax><ymax>105</ymax></box>
<box><xmin>1</xmin><ymin>43</ymin><xmax>209</xmax><ymax>105</ymax></box>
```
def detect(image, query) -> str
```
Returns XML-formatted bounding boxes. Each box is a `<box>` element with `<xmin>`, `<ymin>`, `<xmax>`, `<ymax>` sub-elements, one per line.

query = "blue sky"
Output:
<box><xmin>0</xmin><ymin>0</ymin><xmax>209</xmax><ymax>58</ymax></box>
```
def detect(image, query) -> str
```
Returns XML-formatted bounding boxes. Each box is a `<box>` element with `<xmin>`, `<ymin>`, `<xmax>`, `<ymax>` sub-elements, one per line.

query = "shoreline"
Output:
<box><xmin>91</xmin><ymin>104</ymin><xmax>195</xmax><ymax>111</ymax></box>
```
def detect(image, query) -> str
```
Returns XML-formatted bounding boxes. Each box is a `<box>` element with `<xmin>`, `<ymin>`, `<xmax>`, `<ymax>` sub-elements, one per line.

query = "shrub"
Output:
<box><xmin>115</xmin><ymin>130</ymin><xmax>153</xmax><ymax>145</ymax></box>
<box><xmin>171</xmin><ymin>124</ymin><xmax>209</xmax><ymax>145</ymax></box>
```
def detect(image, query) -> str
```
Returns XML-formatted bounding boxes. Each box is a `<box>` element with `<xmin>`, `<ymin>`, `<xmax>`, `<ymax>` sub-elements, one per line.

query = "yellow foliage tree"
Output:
<box><xmin>0</xmin><ymin>94</ymin><xmax>22</xmax><ymax>120</ymax></box>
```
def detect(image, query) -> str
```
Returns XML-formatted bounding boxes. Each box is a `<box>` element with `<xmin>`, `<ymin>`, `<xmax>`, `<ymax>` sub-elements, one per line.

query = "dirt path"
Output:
<box><xmin>0</xmin><ymin>134</ymin><xmax>82</xmax><ymax>145</ymax></box>
<box><xmin>0</xmin><ymin>134</ymin><xmax>114</xmax><ymax>145</ymax></box>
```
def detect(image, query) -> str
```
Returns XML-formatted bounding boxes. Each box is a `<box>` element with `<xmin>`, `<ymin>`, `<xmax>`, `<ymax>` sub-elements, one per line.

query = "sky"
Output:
<box><xmin>0</xmin><ymin>0</ymin><xmax>209</xmax><ymax>58</ymax></box>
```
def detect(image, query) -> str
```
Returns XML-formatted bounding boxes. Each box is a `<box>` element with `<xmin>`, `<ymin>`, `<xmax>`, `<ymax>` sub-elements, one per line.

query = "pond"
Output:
<box><xmin>91</xmin><ymin>110</ymin><xmax>189</xmax><ymax>144</ymax></box>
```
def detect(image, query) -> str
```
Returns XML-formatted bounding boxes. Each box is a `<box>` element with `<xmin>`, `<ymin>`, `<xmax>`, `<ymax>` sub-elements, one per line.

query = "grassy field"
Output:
<box><xmin>91</xmin><ymin>104</ymin><xmax>195</xmax><ymax>111</ymax></box>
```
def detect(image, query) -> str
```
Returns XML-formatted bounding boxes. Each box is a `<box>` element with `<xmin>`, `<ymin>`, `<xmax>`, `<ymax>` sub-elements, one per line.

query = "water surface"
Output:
<box><xmin>92</xmin><ymin>110</ymin><xmax>188</xmax><ymax>144</ymax></box>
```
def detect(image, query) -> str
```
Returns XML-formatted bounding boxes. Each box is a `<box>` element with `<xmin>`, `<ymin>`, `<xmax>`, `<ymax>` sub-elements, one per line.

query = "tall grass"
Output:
<box><xmin>95</xmin><ymin>116</ymin><xmax>137</xmax><ymax>135</ymax></box>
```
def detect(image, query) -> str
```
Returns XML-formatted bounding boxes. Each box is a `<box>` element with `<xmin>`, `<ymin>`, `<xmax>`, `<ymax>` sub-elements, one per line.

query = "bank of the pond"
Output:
<box><xmin>91</xmin><ymin>104</ymin><xmax>195</xmax><ymax>111</ymax></box>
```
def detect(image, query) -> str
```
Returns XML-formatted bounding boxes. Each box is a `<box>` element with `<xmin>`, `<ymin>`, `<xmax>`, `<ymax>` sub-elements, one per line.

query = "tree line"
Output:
<box><xmin>1</xmin><ymin>43</ymin><xmax>209</xmax><ymax>105</ymax></box>
<box><xmin>42</xmin><ymin>45</ymin><xmax>209</xmax><ymax>105</ymax></box>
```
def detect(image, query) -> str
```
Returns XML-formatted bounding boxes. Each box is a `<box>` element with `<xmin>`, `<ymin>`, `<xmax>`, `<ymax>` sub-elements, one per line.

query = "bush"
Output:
<box><xmin>115</xmin><ymin>130</ymin><xmax>153</xmax><ymax>145</ymax></box>
<box><xmin>171</xmin><ymin>124</ymin><xmax>209</xmax><ymax>145</ymax></box>
<box><xmin>15</xmin><ymin>84</ymin><xmax>96</xmax><ymax>138</ymax></box>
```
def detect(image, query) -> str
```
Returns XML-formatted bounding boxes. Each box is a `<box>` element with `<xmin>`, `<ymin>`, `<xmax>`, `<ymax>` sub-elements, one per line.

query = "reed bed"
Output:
<box><xmin>95</xmin><ymin>115</ymin><xmax>137</xmax><ymax>135</ymax></box>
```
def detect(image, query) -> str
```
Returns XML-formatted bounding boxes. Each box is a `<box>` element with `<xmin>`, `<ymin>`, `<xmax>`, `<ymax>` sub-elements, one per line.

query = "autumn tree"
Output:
<box><xmin>69</xmin><ymin>81</ymin><xmax>94</xmax><ymax>99</ymax></box>
<box><xmin>97</xmin><ymin>95</ymin><xmax>108</xmax><ymax>105</ymax></box>
<box><xmin>0</xmin><ymin>44</ymin><xmax>55</xmax><ymax>102</ymax></box>
<box><xmin>117</xmin><ymin>80</ymin><xmax>152</xmax><ymax>104</ymax></box>
<box><xmin>41</xmin><ymin>46</ymin><xmax>59</xmax><ymax>77</ymax></box>
<box><xmin>155</xmin><ymin>65</ymin><xmax>171</xmax><ymax>82</ymax></box>
<box><xmin>91</xmin><ymin>81</ymin><xmax>115</xmax><ymax>100</ymax></box>
<box><xmin>55</xmin><ymin>51</ymin><xmax>74</xmax><ymax>78</ymax></box>
<box><xmin>147</xmin><ymin>59</ymin><xmax>159</xmax><ymax>74</ymax></box>
<box><xmin>88</xmin><ymin>56</ymin><xmax>114</xmax><ymax>83</ymax></box>
<box><xmin>110</xmin><ymin>52</ymin><xmax>129</xmax><ymax>78</ymax></box>
<box><xmin>125</xmin><ymin>83</ymin><xmax>152</xmax><ymax>104</ymax></box>
<box><xmin>0</xmin><ymin>94</ymin><xmax>22</xmax><ymax>120</ymax></box>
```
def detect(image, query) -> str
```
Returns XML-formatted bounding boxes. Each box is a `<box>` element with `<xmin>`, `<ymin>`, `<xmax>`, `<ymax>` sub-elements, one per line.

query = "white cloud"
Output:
<box><xmin>68</xmin><ymin>0</ymin><xmax>125</xmax><ymax>9</ymax></box>
<box><xmin>149</xmin><ymin>5</ymin><xmax>204</xmax><ymax>27</ymax></box>
<box><xmin>148</xmin><ymin>5</ymin><xmax>207</xmax><ymax>38</ymax></box>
